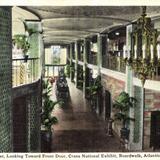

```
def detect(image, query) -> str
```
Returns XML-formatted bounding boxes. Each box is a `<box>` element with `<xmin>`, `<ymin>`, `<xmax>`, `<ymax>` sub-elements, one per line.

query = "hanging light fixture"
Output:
<box><xmin>123</xmin><ymin>6</ymin><xmax>159</xmax><ymax>86</ymax></box>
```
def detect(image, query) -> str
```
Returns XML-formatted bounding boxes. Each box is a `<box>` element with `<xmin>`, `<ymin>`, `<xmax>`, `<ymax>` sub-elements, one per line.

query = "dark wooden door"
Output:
<box><xmin>150</xmin><ymin>111</ymin><xmax>160</xmax><ymax>149</ymax></box>
<box><xmin>13</xmin><ymin>97</ymin><xmax>27</xmax><ymax>152</ymax></box>
<box><xmin>105</xmin><ymin>90</ymin><xmax>111</xmax><ymax>120</ymax></box>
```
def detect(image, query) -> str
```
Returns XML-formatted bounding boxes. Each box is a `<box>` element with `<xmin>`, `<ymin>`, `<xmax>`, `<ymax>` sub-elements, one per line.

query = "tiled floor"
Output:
<box><xmin>51</xmin><ymin>80</ymin><xmax>121</xmax><ymax>152</ymax></box>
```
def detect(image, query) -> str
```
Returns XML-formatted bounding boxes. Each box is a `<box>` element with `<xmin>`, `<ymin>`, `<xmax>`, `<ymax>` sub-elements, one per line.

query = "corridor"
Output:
<box><xmin>51</xmin><ymin>80</ymin><xmax>120</xmax><ymax>152</ymax></box>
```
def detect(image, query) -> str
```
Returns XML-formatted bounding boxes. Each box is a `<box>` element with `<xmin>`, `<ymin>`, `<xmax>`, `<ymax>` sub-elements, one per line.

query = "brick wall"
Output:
<box><xmin>145</xmin><ymin>89</ymin><xmax>160</xmax><ymax>111</ymax></box>
<box><xmin>101</xmin><ymin>74</ymin><xmax>125</xmax><ymax>100</ymax></box>
<box><xmin>143</xmin><ymin>89</ymin><xmax>160</xmax><ymax>149</ymax></box>
<box><xmin>0</xmin><ymin>7</ymin><xmax>12</xmax><ymax>152</ymax></box>
<box><xmin>101</xmin><ymin>74</ymin><xmax>125</xmax><ymax>135</ymax></box>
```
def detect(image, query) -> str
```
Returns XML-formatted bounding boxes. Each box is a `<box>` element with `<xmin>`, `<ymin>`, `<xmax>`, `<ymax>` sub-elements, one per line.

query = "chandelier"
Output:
<box><xmin>123</xmin><ymin>6</ymin><xmax>160</xmax><ymax>86</ymax></box>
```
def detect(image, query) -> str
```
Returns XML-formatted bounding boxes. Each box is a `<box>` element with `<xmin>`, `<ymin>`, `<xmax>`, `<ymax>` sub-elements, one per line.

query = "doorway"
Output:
<box><xmin>104</xmin><ymin>90</ymin><xmax>111</xmax><ymax>120</ymax></box>
<box><xmin>150</xmin><ymin>111</ymin><xmax>160</xmax><ymax>149</ymax></box>
<box><xmin>13</xmin><ymin>97</ymin><xmax>27</xmax><ymax>152</ymax></box>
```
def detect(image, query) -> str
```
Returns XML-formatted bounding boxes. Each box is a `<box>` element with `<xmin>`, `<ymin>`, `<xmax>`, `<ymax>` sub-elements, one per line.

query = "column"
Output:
<box><xmin>65</xmin><ymin>45</ymin><xmax>70</xmax><ymax>78</ymax></box>
<box><xmin>83</xmin><ymin>38</ymin><xmax>90</xmax><ymax>97</ymax></box>
<box><xmin>97</xmin><ymin>34</ymin><xmax>107</xmax><ymax>75</ymax></box>
<box><xmin>96</xmin><ymin>34</ymin><xmax>106</xmax><ymax>114</ymax></box>
<box><xmin>67</xmin><ymin>45</ymin><xmax>70</xmax><ymax>64</ymax></box>
<box><xmin>126</xmin><ymin>24</ymin><xmax>144</xmax><ymax>151</ymax></box>
<box><xmin>0</xmin><ymin>7</ymin><xmax>12</xmax><ymax>152</ymax></box>
<box><xmin>25</xmin><ymin>20</ymin><xmax>42</xmax><ymax>79</ymax></box>
<box><xmin>125</xmin><ymin>24</ymin><xmax>134</xmax><ymax>150</ymax></box>
<box><xmin>25</xmin><ymin>20</ymin><xmax>42</xmax><ymax>152</ymax></box>
<box><xmin>70</xmin><ymin>43</ymin><xmax>74</xmax><ymax>81</ymax></box>
<box><xmin>27</xmin><ymin>90</ymin><xmax>41</xmax><ymax>152</ymax></box>
<box><xmin>41</xmin><ymin>39</ymin><xmax>45</xmax><ymax>78</ymax></box>
<box><xmin>75</xmin><ymin>41</ymin><xmax>80</xmax><ymax>87</ymax></box>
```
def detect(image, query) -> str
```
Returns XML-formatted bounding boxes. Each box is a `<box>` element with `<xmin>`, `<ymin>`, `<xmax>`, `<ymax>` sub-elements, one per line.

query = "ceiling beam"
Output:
<box><xmin>42</xmin><ymin>16</ymin><xmax>131</xmax><ymax>23</ymax></box>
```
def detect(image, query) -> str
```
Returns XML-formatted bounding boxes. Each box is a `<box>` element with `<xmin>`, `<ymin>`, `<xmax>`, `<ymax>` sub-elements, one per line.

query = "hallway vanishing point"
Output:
<box><xmin>51</xmin><ymin>80</ymin><xmax>120</xmax><ymax>152</ymax></box>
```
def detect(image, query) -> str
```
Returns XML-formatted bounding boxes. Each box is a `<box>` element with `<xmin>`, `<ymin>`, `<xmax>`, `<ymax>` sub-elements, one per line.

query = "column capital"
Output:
<box><xmin>83</xmin><ymin>37</ymin><xmax>91</xmax><ymax>42</ymax></box>
<box><xmin>76</xmin><ymin>39</ymin><xmax>82</xmax><ymax>42</ymax></box>
<box><xmin>69</xmin><ymin>42</ymin><xmax>75</xmax><ymax>46</ymax></box>
<box><xmin>25</xmin><ymin>20</ymin><xmax>42</xmax><ymax>33</ymax></box>
<box><xmin>97</xmin><ymin>33</ymin><xmax>107</xmax><ymax>37</ymax></box>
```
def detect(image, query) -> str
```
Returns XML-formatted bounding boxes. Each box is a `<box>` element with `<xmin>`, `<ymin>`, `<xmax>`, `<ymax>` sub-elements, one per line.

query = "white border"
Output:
<box><xmin>1</xmin><ymin>0</ymin><xmax>160</xmax><ymax>6</ymax></box>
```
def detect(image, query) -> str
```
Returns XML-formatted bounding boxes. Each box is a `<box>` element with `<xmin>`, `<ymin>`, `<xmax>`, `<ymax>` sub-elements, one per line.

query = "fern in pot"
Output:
<box><xmin>113</xmin><ymin>91</ymin><xmax>136</xmax><ymax>140</ymax></box>
<box><xmin>86</xmin><ymin>75</ymin><xmax>102</xmax><ymax>109</ymax></box>
<box><xmin>12</xmin><ymin>34</ymin><xmax>30</xmax><ymax>62</ymax></box>
<box><xmin>41</xmin><ymin>79</ymin><xmax>60</xmax><ymax>152</ymax></box>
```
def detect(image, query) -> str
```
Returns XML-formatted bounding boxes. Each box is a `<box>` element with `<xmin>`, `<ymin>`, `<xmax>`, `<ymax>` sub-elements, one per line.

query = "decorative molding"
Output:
<box><xmin>72</xmin><ymin>59</ymin><xmax>76</xmax><ymax>63</ymax></box>
<box><xmin>133</xmin><ymin>77</ymin><xmax>160</xmax><ymax>91</ymax></box>
<box><xmin>101</xmin><ymin>67</ymin><xmax>126</xmax><ymax>82</ymax></box>
<box><xmin>77</xmin><ymin>60</ymin><xmax>160</xmax><ymax>91</ymax></box>
<box><xmin>78</xmin><ymin>61</ymin><xmax>84</xmax><ymax>66</ymax></box>
<box><xmin>87</xmin><ymin>63</ymin><xmax>97</xmax><ymax>69</ymax></box>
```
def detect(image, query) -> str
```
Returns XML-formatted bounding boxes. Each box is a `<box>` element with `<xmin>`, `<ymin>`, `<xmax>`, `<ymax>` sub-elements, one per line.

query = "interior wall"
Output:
<box><xmin>0</xmin><ymin>7</ymin><xmax>12</xmax><ymax>152</ymax></box>
<box><xmin>13</xmin><ymin>80</ymin><xmax>41</xmax><ymax>152</ymax></box>
<box><xmin>101</xmin><ymin>73</ymin><xmax>125</xmax><ymax>136</ymax></box>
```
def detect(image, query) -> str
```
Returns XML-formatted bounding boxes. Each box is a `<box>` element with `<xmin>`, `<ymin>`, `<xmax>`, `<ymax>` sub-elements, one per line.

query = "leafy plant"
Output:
<box><xmin>12</xmin><ymin>34</ymin><xmax>30</xmax><ymax>55</ymax></box>
<box><xmin>65</xmin><ymin>64</ymin><xmax>70</xmax><ymax>77</ymax></box>
<box><xmin>13</xmin><ymin>19</ymin><xmax>42</xmax><ymax>56</ymax></box>
<box><xmin>113</xmin><ymin>91</ymin><xmax>137</xmax><ymax>128</ymax></box>
<box><xmin>77</xmin><ymin>67</ymin><xmax>84</xmax><ymax>89</ymax></box>
<box><xmin>52</xmin><ymin>57</ymin><xmax>60</xmax><ymax>64</ymax></box>
<box><xmin>41</xmin><ymin>79</ymin><xmax>60</xmax><ymax>131</ymax></box>
<box><xmin>86</xmin><ymin>75</ymin><xmax>102</xmax><ymax>96</ymax></box>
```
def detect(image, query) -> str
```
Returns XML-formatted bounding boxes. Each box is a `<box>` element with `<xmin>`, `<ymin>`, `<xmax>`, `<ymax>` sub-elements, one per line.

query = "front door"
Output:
<box><xmin>150</xmin><ymin>111</ymin><xmax>160</xmax><ymax>149</ymax></box>
<box><xmin>105</xmin><ymin>90</ymin><xmax>111</xmax><ymax>120</ymax></box>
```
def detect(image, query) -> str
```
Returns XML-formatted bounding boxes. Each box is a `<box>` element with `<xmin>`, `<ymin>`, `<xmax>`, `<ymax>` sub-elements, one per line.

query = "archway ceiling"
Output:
<box><xmin>22</xmin><ymin>6</ymin><xmax>160</xmax><ymax>46</ymax></box>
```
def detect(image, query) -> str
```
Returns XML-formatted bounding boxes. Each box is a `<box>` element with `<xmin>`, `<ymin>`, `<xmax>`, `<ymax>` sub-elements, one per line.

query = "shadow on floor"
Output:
<box><xmin>51</xmin><ymin>80</ymin><xmax>121</xmax><ymax>152</ymax></box>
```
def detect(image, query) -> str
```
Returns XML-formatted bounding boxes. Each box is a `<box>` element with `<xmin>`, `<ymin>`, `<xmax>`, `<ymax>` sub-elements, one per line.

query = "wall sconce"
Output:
<box><xmin>123</xmin><ymin>6</ymin><xmax>160</xmax><ymax>86</ymax></box>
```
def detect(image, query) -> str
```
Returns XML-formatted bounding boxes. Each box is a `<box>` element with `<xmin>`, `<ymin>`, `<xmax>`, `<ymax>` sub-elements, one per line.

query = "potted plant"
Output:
<box><xmin>70</xmin><ymin>65</ymin><xmax>75</xmax><ymax>82</ymax></box>
<box><xmin>113</xmin><ymin>91</ymin><xmax>136</xmax><ymax>140</ymax></box>
<box><xmin>86</xmin><ymin>75</ymin><xmax>102</xmax><ymax>109</ymax></box>
<box><xmin>12</xmin><ymin>34</ymin><xmax>30</xmax><ymax>62</ymax></box>
<box><xmin>41</xmin><ymin>79</ymin><xmax>60</xmax><ymax>152</ymax></box>
<box><xmin>77</xmin><ymin>67</ymin><xmax>84</xmax><ymax>90</ymax></box>
<box><xmin>65</xmin><ymin>64</ymin><xmax>70</xmax><ymax>78</ymax></box>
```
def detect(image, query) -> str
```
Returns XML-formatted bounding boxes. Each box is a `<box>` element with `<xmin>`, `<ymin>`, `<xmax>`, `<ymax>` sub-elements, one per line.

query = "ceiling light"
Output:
<box><xmin>115</xmin><ymin>32</ymin><xmax>120</xmax><ymax>36</ymax></box>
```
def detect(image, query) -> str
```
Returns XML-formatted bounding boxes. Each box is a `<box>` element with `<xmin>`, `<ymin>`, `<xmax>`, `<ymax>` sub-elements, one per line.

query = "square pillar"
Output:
<box><xmin>25</xmin><ymin>20</ymin><xmax>43</xmax><ymax>79</ymax></box>
<box><xmin>83</xmin><ymin>38</ymin><xmax>90</xmax><ymax>97</ymax></box>
<box><xmin>126</xmin><ymin>24</ymin><xmax>144</xmax><ymax>151</ymax></box>
<box><xmin>70</xmin><ymin>43</ymin><xmax>74</xmax><ymax>81</ymax></box>
<box><xmin>75</xmin><ymin>41</ymin><xmax>80</xmax><ymax>87</ymax></box>
<box><xmin>0</xmin><ymin>7</ymin><xmax>12</xmax><ymax>152</ymax></box>
<box><xmin>97</xmin><ymin>34</ymin><xmax>107</xmax><ymax>74</ymax></box>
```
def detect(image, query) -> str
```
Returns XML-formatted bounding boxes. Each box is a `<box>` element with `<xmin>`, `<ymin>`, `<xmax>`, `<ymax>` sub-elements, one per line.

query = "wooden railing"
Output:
<box><xmin>45</xmin><ymin>64</ymin><xmax>66</xmax><ymax>78</ymax></box>
<box><xmin>12</xmin><ymin>57</ymin><xmax>39</xmax><ymax>87</ymax></box>
<box><xmin>102</xmin><ymin>55</ymin><xmax>126</xmax><ymax>73</ymax></box>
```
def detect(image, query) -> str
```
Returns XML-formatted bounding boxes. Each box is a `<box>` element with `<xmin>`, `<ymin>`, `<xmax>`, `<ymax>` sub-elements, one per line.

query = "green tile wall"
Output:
<box><xmin>0</xmin><ymin>7</ymin><xmax>12</xmax><ymax>152</ymax></box>
<box><xmin>27</xmin><ymin>22</ymin><xmax>40</xmax><ymax>79</ymax></box>
<box><xmin>134</xmin><ymin>86</ymin><xmax>142</xmax><ymax>143</ymax></box>
<box><xmin>27</xmin><ymin>91</ymin><xmax>41</xmax><ymax>152</ymax></box>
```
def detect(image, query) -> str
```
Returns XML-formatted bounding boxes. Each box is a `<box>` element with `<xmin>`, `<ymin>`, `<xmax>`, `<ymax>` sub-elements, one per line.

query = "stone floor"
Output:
<box><xmin>51</xmin><ymin>80</ymin><xmax>121</xmax><ymax>152</ymax></box>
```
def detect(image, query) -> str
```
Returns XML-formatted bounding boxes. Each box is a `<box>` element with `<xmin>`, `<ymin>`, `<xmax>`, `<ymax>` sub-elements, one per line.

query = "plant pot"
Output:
<box><xmin>120</xmin><ymin>128</ymin><xmax>130</xmax><ymax>140</ymax></box>
<box><xmin>41</xmin><ymin>130</ymin><xmax>52</xmax><ymax>152</ymax></box>
<box><xmin>23</xmin><ymin>55</ymin><xmax>29</xmax><ymax>62</ymax></box>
